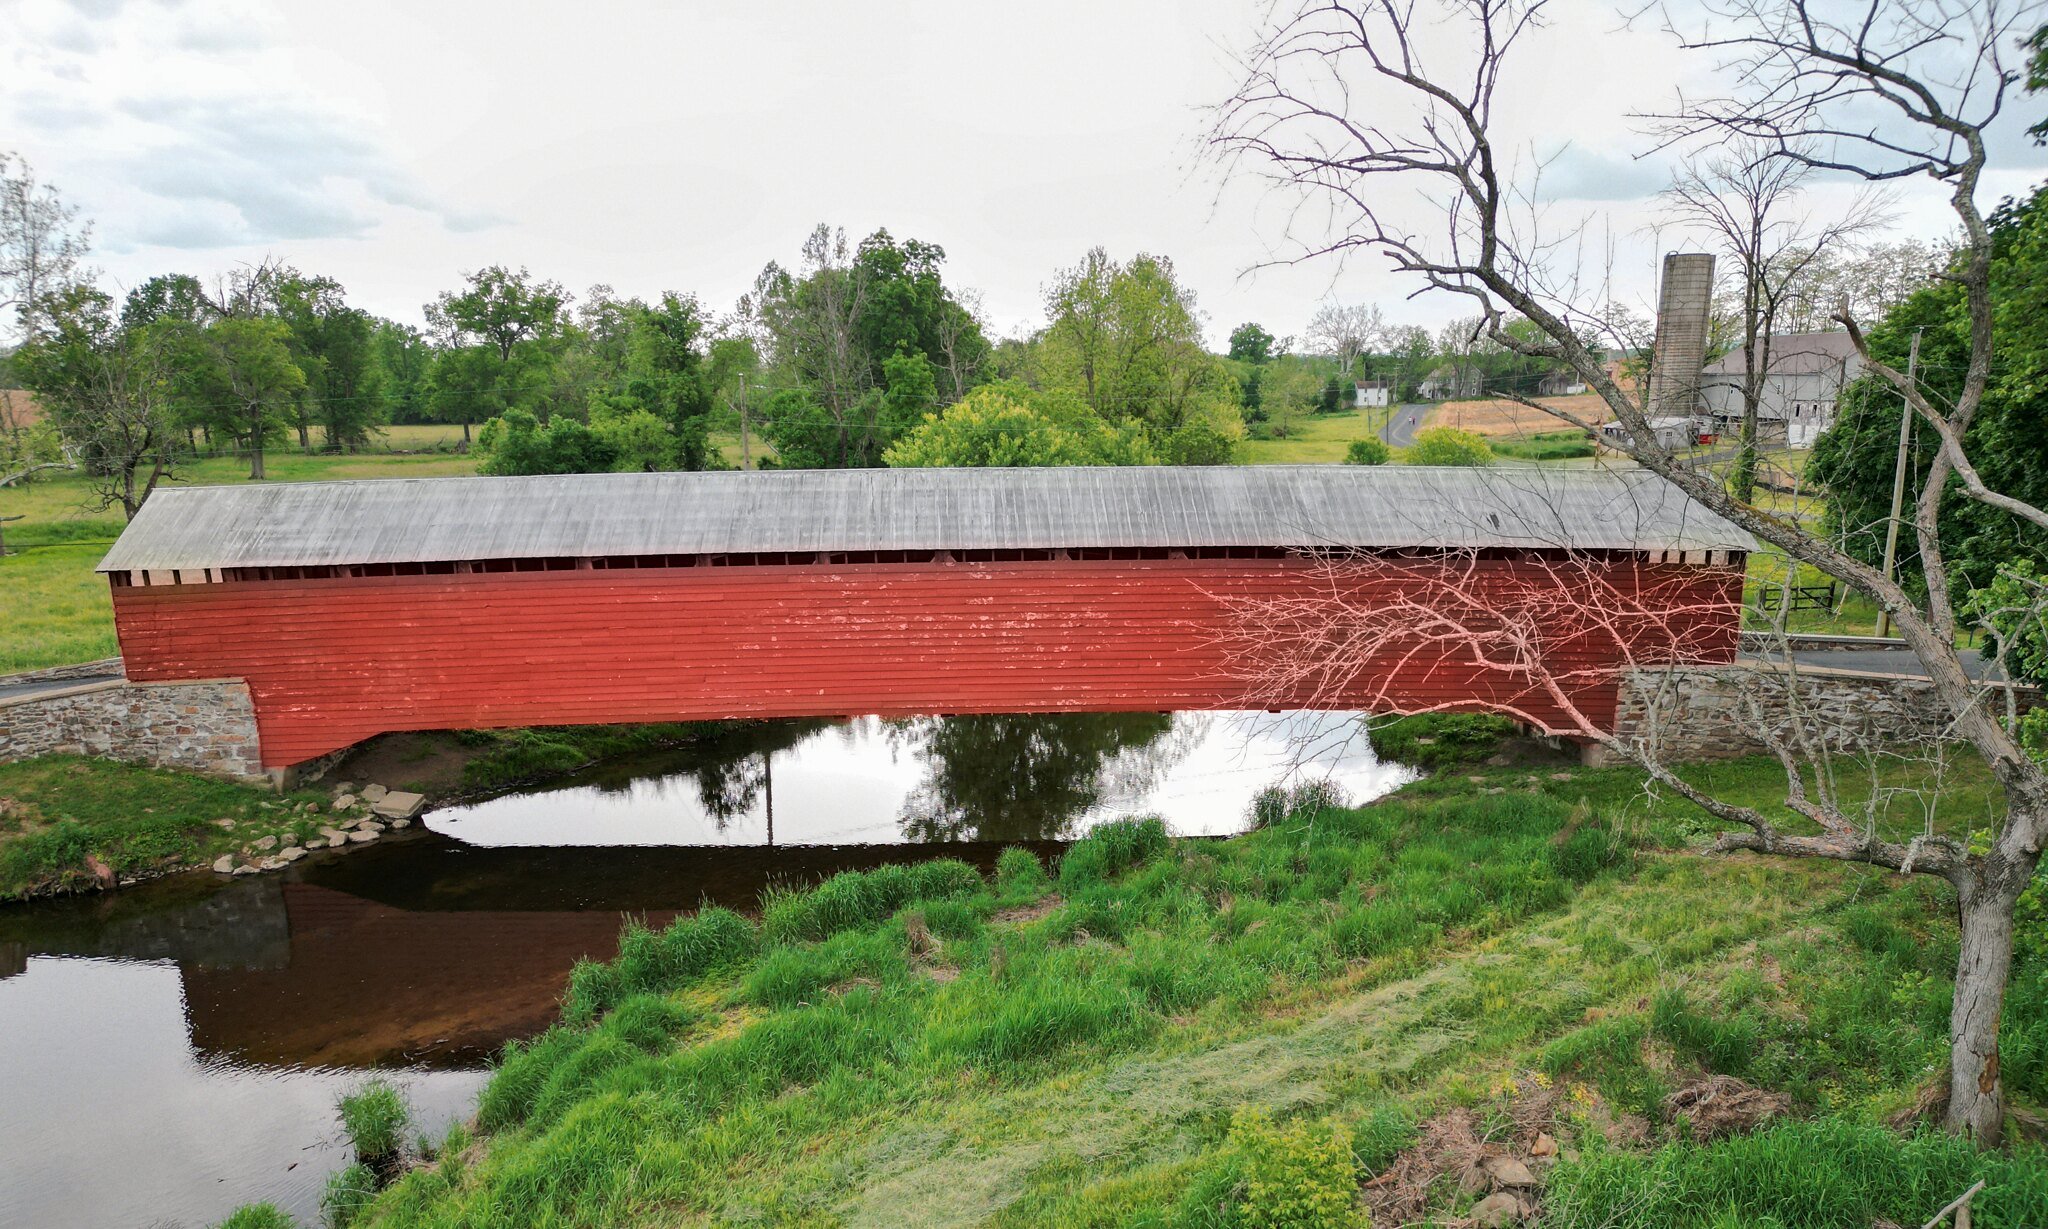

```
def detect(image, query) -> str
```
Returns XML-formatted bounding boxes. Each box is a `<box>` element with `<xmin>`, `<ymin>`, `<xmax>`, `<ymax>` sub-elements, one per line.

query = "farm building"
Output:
<box><xmin>97</xmin><ymin>466</ymin><xmax>1753</xmax><ymax>772</ymax></box>
<box><xmin>1698</xmin><ymin>331</ymin><xmax>1861</xmax><ymax>447</ymax></box>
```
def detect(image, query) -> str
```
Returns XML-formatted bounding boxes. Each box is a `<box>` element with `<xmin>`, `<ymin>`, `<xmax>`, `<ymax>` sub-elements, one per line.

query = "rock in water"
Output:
<box><xmin>212</xmin><ymin>855</ymin><xmax>235</xmax><ymax>874</ymax></box>
<box><xmin>279</xmin><ymin>846</ymin><xmax>307</xmax><ymax>862</ymax></box>
<box><xmin>361</xmin><ymin>784</ymin><xmax>389</xmax><ymax>803</ymax></box>
<box><xmin>347</xmin><ymin>829</ymin><xmax>378</xmax><ymax>844</ymax></box>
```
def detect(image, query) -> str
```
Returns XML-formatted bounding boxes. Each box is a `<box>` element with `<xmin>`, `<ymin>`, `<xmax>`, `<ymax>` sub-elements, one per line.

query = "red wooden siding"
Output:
<box><xmin>111</xmin><ymin>555</ymin><xmax>1745</xmax><ymax>769</ymax></box>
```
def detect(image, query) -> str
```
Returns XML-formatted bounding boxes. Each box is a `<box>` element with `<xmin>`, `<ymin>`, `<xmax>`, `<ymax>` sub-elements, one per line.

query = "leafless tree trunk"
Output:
<box><xmin>1212</xmin><ymin>0</ymin><xmax>2042</xmax><ymax>1142</ymax></box>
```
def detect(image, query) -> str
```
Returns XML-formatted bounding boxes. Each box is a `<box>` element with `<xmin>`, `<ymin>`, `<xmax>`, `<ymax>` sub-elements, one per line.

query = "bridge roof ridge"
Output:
<box><xmin>96</xmin><ymin>464</ymin><xmax>1757</xmax><ymax>573</ymax></box>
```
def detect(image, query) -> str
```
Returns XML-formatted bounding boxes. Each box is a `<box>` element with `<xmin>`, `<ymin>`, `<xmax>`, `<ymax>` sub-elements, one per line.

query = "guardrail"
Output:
<box><xmin>1738</xmin><ymin>632</ymin><xmax>1910</xmax><ymax>652</ymax></box>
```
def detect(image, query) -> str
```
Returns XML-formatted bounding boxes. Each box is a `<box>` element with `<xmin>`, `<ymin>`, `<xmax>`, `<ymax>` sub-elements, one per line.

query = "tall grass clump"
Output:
<box><xmin>1058</xmin><ymin>817</ymin><xmax>1170</xmax><ymax>888</ymax></box>
<box><xmin>562</xmin><ymin>906</ymin><xmax>756</xmax><ymax>1023</ymax></box>
<box><xmin>1247</xmin><ymin>778</ymin><xmax>1351</xmax><ymax>830</ymax></box>
<box><xmin>337</xmin><ymin>1079</ymin><xmax>412</xmax><ymax>1177</ymax></box>
<box><xmin>321</xmin><ymin>1161</ymin><xmax>378</xmax><ymax>1229</ymax></box>
<box><xmin>213</xmin><ymin>1204</ymin><xmax>295</xmax><ymax>1229</ymax></box>
<box><xmin>1544</xmin><ymin>1118</ymin><xmax>2048</xmax><ymax>1228</ymax></box>
<box><xmin>761</xmin><ymin>858</ymin><xmax>984</xmax><ymax>942</ymax></box>
<box><xmin>995</xmin><ymin>845</ymin><xmax>1050</xmax><ymax>899</ymax></box>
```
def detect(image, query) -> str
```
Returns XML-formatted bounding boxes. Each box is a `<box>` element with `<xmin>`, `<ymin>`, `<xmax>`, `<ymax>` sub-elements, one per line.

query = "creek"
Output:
<box><xmin>0</xmin><ymin>710</ymin><xmax>1410</xmax><ymax>1228</ymax></box>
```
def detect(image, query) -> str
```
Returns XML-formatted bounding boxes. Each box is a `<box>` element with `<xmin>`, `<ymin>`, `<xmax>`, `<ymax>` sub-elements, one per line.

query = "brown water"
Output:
<box><xmin>0</xmin><ymin>711</ymin><xmax>1407</xmax><ymax>1228</ymax></box>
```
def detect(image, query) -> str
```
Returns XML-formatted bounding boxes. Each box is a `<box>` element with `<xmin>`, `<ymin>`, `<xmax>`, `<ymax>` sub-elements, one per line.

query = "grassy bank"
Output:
<box><xmin>0</xmin><ymin>755</ymin><xmax>332</xmax><ymax>898</ymax></box>
<box><xmin>1237</xmin><ymin>408</ymin><xmax>1395</xmax><ymax>463</ymax></box>
<box><xmin>267</xmin><ymin>755</ymin><xmax>2047</xmax><ymax>1229</ymax></box>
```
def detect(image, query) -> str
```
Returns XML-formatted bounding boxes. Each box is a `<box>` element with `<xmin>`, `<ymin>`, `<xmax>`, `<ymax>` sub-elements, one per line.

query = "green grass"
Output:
<box><xmin>1238</xmin><ymin>408</ymin><xmax>1394</xmax><ymax>464</ymax></box>
<box><xmin>0</xmin><ymin>543</ymin><xmax>120</xmax><ymax>670</ymax></box>
<box><xmin>0</xmin><ymin>755</ymin><xmax>331</xmax><ymax>898</ymax></box>
<box><xmin>291</xmin><ymin>753</ymin><xmax>2047</xmax><ymax>1229</ymax></box>
<box><xmin>1488</xmin><ymin>429</ymin><xmax>1597</xmax><ymax>460</ymax></box>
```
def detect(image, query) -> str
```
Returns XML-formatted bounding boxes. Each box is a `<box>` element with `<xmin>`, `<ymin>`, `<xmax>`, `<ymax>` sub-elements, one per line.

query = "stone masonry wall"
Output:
<box><xmin>1609</xmin><ymin>662</ymin><xmax>2032</xmax><ymax>763</ymax></box>
<box><xmin>0</xmin><ymin>676</ymin><xmax>267</xmax><ymax>783</ymax></box>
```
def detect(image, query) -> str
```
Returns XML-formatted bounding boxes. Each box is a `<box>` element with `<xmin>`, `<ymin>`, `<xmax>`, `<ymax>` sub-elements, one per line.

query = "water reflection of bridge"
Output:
<box><xmin>0</xmin><ymin>836</ymin><xmax>1065</xmax><ymax>1069</ymax></box>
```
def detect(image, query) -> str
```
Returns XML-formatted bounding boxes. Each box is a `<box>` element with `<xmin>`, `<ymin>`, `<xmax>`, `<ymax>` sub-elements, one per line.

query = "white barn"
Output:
<box><xmin>1698</xmin><ymin>331</ymin><xmax>1861</xmax><ymax>447</ymax></box>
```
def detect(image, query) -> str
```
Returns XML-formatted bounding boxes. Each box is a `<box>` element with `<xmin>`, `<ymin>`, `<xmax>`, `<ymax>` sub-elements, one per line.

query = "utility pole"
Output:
<box><xmin>738</xmin><ymin>379</ymin><xmax>753</xmax><ymax>471</ymax></box>
<box><xmin>1875</xmin><ymin>328</ymin><xmax>1922</xmax><ymax>638</ymax></box>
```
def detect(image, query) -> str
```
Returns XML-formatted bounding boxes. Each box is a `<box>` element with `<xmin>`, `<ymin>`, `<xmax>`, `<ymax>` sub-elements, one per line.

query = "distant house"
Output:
<box><xmin>1536</xmin><ymin>371</ymin><xmax>1587</xmax><ymax>397</ymax></box>
<box><xmin>1602</xmin><ymin>417</ymin><xmax>1695</xmax><ymax>450</ymax></box>
<box><xmin>1354</xmin><ymin>380</ymin><xmax>1391</xmax><ymax>409</ymax></box>
<box><xmin>1417</xmin><ymin>363</ymin><xmax>1482</xmax><ymax>401</ymax></box>
<box><xmin>1698</xmin><ymin>331</ymin><xmax>1861</xmax><ymax>447</ymax></box>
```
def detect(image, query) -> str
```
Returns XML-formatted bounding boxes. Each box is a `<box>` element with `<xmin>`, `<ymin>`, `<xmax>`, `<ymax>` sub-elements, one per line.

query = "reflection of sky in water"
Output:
<box><xmin>0</xmin><ymin>956</ymin><xmax>483</xmax><ymax>1229</ymax></box>
<box><xmin>429</xmin><ymin>711</ymin><xmax>1416</xmax><ymax>848</ymax></box>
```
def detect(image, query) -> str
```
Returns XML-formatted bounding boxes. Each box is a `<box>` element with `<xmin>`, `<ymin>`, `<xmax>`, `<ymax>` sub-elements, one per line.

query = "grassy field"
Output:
<box><xmin>211</xmin><ymin>751</ymin><xmax>2046</xmax><ymax>1229</ymax></box>
<box><xmin>1238</xmin><ymin>407</ymin><xmax>1396</xmax><ymax>464</ymax></box>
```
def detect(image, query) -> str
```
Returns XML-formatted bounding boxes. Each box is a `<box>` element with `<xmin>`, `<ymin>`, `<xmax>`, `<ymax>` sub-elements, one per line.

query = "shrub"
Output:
<box><xmin>1345</xmin><ymin>437</ymin><xmax>1391</xmax><ymax>465</ymax></box>
<box><xmin>1365</xmin><ymin>713</ymin><xmax>1516</xmax><ymax>770</ymax></box>
<box><xmin>322</xmin><ymin>1161</ymin><xmax>378</xmax><ymax>1228</ymax></box>
<box><xmin>1543</xmin><ymin>1118</ymin><xmax>2048</xmax><ymax>1228</ymax></box>
<box><xmin>1402</xmin><ymin>426</ymin><xmax>1492</xmax><ymax>466</ymax></box>
<box><xmin>1229</xmin><ymin>1109</ymin><xmax>1360</xmax><ymax>1228</ymax></box>
<box><xmin>1058</xmin><ymin>817</ymin><xmax>1170</xmax><ymax>888</ymax></box>
<box><xmin>762</xmin><ymin>859</ymin><xmax>984</xmax><ymax>943</ymax></box>
<box><xmin>1247</xmin><ymin>778</ymin><xmax>1352</xmax><ymax>830</ymax></box>
<box><xmin>337</xmin><ymin>1079</ymin><xmax>411</xmax><ymax>1166</ymax></box>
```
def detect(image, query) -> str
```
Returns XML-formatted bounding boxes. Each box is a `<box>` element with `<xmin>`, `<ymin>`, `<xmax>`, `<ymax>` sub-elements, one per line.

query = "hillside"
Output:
<box><xmin>244</xmin><ymin>755</ymin><xmax>2048</xmax><ymax>1229</ymax></box>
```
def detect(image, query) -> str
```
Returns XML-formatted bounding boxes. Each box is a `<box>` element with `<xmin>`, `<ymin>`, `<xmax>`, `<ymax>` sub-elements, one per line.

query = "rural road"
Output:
<box><xmin>1775</xmin><ymin>647</ymin><xmax>2000</xmax><ymax>681</ymax></box>
<box><xmin>1379</xmin><ymin>403</ymin><xmax>1430</xmax><ymax>448</ymax></box>
<box><xmin>0</xmin><ymin>671</ymin><xmax>123</xmax><ymax>702</ymax></box>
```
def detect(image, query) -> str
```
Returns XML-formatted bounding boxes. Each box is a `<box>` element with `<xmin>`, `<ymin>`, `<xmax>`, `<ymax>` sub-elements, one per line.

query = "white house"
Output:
<box><xmin>1698</xmin><ymin>331</ymin><xmax>1861</xmax><ymax>447</ymax></box>
<box><xmin>1355</xmin><ymin>381</ymin><xmax>1391</xmax><ymax>409</ymax></box>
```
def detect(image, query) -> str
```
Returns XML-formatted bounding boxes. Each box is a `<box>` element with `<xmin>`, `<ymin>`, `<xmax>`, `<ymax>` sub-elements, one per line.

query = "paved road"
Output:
<box><xmin>1766</xmin><ymin>648</ymin><xmax>2000</xmax><ymax>681</ymax></box>
<box><xmin>0</xmin><ymin>672</ymin><xmax>123</xmax><ymax>702</ymax></box>
<box><xmin>1379</xmin><ymin>403</ymin><xmax>1430</xmax><ymax>449</ymax></box>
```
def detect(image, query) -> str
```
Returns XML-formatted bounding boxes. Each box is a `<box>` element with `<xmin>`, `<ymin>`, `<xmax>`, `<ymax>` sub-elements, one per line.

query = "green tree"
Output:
<box><xmin>15</xmin><ymin>285</ymin><xmax>179</xmax><ymax>516</ymax></box>
<box><xmin>1403</xmin><ymin>426</ymin><xmax>1492</xmax><ymax>467</ymax></box>
<box><xmin>178</xmin><ymin>316</ymin><xmax>305</xmax><ymax>480</ymax></box>
<box><xmin>476</xmin><ymin>407</ymin><xmax>618</xmax><ymax>476</ymax></box>
<box><xmin>426</xmin><ymin>266</ymin><xmax>568</xmax><ymax>438</ymax></box>
<box><xmin>371</xmin><ymin>321</ymin><xmax>435</xmax><ymax>426</ymax></box>
<box><xmin>1810</xmin><ymin>184</ymin><xmax>2048</xmax><ymax>602</ymax></box>
<box><xmin>271</xmin><ymin>272</ymin><xmax>382</xmax><ymax>452</ymax></box>
<box><xmin>1229</xmin><ymin>321</ymin><xmax>1276</xmax><ymax>364</ymax></box>
<box><xmin>884</xmin><ymin>380</ymin><xmax>1156</xmax><ymax>467</ymax></box>
<box><xmin>749</xmin><ymin>225</ymin><xmax>987</xmax><ymax>468</ymax></box>
<box><xmin>1039</xmin><ymin>247</ymin><xmax>1245</xmax><ymax>454</ymax></box>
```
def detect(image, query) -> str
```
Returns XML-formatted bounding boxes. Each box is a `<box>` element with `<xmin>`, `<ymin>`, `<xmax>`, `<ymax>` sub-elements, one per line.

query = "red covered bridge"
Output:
<box><xmin>97</xmin><ymin>466</ymin><xmax>1752</xmax><ymax>773</ymax></box>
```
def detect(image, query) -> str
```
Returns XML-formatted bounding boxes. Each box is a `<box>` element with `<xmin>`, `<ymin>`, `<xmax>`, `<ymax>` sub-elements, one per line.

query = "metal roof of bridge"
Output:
<box><xmin>96</xmin><ymin>465</ymin><xmax>1756</xmax><ymax>573</ymax></box>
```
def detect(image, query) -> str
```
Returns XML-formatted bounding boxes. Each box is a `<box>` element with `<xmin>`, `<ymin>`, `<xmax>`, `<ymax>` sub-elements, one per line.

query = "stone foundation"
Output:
<box><xmin>1599</xmin><ymin>661</ymin><xmax>2032</xmax><ymax>764</ymax></box>
<box><xmin>0</xmin><ymin>673</ymin><xmax>267</xmax><ymax>783</ymax></box>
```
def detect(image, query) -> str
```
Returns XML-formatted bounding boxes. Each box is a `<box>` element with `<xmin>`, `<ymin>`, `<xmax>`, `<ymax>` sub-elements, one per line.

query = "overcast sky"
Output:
<box><xmin>6</xmin><ymin>0</ymin><xmax>2046</xmax><ymax>347</ymax></box>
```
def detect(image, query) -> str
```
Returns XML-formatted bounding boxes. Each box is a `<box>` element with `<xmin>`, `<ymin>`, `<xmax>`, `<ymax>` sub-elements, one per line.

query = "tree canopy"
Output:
<box><xmin>883</xmin><ymin>381</ymin><xmax>1155</xmax><ymax>468</ymax></box>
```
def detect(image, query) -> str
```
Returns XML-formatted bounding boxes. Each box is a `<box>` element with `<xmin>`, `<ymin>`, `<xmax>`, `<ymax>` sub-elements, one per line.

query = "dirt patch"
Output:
<box><xmin>993</xmin><ymin>895</ymin><xmax>1064</xmax><ymax>925</ymax></box>
<box><xmin>324</xmin><ymin>732</ymin><xmax>484</xmax><ymax>798</ymax></box>
<box><xmin>1664</xmin><ymin>1075</ymin><xmax>1790</xmax><ymax>1140</ymax></box>
<box><xmin>1363</xmin><ymin>1080</ymin><xmax>1565</xmax><ymax>1225</ymax></box>
<box><xmin>1433</xmin><ymin>394</ymin><xmax>1607</xmax><ymax>438</ymax></box>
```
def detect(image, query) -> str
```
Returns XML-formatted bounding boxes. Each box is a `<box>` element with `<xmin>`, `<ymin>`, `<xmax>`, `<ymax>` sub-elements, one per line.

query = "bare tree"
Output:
<box><xmin>1213</xmin><ymin>0</ymin><xmax>2043</xmax><ymax>1142</ymax></box>
<box><xmin>744</xmin><ymin>225</ymin><xmax>876</xmax><ymax>465</ymax></box>
<box><xmin>1664</xmin><ymin>139</ymin><xmax>1888</xmax><ymax>498</ymax></box>
<box><xmin>0</xmin><ymin>151</ymin><xmax>93</xmax><ymax>345</ymax></box>
<box><xmin>1307</xmin><ymin>301</ymin><xmax>1386</xmax><ymax>371</ymax></box>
